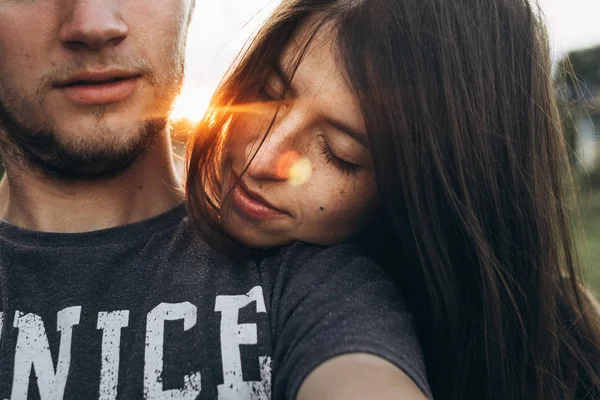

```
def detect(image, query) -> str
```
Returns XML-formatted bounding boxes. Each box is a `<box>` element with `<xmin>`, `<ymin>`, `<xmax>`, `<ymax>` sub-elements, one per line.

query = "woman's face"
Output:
<box><xmin>220</xmin><ymin>27</ymin><xmax>378</xmax><ymax>248</ymax></box>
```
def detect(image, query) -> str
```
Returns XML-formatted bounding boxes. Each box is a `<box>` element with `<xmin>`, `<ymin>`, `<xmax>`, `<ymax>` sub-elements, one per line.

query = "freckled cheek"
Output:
<box><xmin>307</xmin><ymin>190</ymin><xmax>359</xmax><ymax>223</ymax></box>
<box><xmin>328</xmin><ymin>181</ymin><xmax>378</xmax><ymax>221</ymax></box>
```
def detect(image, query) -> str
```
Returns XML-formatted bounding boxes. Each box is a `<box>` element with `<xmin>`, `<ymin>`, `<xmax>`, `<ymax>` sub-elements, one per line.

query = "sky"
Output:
<box><xmin>172</xmin><ymin>0</ymin><xmax>600</xmax><ymax>121</ymax></box>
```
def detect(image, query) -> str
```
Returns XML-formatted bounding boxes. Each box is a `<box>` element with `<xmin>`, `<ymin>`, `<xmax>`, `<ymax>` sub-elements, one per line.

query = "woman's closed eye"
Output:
<box><xmin>257</xmin><ymin>83</ymin><xmax>279</xmax><ymax>101</ymax></box>
<box><xmin>319</xmin><ymin>138</ymin><xmax>360</xmax><ymax>175</ymax></box>
<box><xmin>257</xmin><ymin>73</ymin><xmax>286</xmax><ymax>102</ymax></box>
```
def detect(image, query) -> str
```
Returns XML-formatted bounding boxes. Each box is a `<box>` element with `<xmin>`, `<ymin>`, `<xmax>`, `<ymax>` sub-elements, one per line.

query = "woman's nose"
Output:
<box><xmin>244</xmin><ymin>111</ymin><xmax>305</xmax><ymax>182</ymax></box>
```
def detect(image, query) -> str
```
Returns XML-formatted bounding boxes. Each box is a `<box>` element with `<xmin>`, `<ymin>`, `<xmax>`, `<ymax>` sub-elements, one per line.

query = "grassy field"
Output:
<box><xmin>577</xmin><ymin>185</ymin><xmax>600</xmax><ymax>296</ymax></box>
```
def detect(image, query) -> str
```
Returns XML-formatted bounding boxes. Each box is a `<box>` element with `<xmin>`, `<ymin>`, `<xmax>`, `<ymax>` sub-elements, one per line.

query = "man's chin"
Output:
<box><xmin>3</xmin><ymin>118</ymin><xmax>167</xmax><ymax>181</ymax></box>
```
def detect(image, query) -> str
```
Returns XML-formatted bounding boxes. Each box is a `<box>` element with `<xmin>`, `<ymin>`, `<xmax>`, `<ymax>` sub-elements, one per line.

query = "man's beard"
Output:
<box><xmin>0</xmin><ymin>54</ymin><xmax>182</xmax><ymax>181</ymax></box>
<box><xmin>0</xmin><ymin>100</ymin><xmax>166</xmax><ymax>181</ymax></box>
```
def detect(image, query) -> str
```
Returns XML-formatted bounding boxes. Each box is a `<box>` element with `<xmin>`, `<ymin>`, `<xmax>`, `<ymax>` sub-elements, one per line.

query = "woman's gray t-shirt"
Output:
<box><xmin>0</xmin><ymin>205</ymin><xmax>431</xmax><ymax>399</ymax></box>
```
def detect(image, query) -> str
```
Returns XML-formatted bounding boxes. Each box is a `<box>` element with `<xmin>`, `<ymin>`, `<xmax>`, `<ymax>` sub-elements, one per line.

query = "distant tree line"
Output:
<box><xmin>559</xmin><ymin>46</ymin><xmax>600</xmax><ymax>94</ymax></box>
<box><xmin>556</xmin><ymin>45</ymin><xmax>600</xmax><ymax>176</ymax></box>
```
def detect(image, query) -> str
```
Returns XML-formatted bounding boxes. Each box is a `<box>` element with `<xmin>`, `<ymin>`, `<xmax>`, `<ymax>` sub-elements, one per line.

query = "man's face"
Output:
<box><xmin>0</xmin><ymin>0</ymin><xmax>193</xmax><ymax>179</ymax></box>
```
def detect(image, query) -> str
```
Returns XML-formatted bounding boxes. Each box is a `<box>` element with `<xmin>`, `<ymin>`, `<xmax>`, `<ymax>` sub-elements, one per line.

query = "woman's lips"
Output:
<box><xmin>229</xmin><ymin>173</ymin><xmax>287</xmax><ymax>220</ymax></box>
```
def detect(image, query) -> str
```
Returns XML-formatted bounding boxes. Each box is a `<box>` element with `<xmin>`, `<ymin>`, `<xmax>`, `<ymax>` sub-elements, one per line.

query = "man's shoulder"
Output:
<box><xmin>161</xmin><ymin>218</ymin><xmax>387</xmax><ymax>298</ymax></box>
<box><xmin>258</xmin><ymin>240</ymin><xmax>393</xmax><ymax>309</ymax></box>
<box><xmin>152</xmin><ymin>213</ymin><xmax>248</xmax><ymax>274</ymax></box>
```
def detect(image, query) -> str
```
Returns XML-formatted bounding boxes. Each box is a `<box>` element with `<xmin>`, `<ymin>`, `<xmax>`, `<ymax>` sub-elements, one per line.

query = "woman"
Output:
<box><xmin>187</xmin><ymin>0</ymin><xmax>600</xmax><ymax>398</ymax></box>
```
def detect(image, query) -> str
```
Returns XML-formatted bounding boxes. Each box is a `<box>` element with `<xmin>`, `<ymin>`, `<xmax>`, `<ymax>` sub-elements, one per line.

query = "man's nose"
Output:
<box><xmin>58</xmin><ymin>0</ymin><xmax>128</xmax><ymax>50</ymax></box>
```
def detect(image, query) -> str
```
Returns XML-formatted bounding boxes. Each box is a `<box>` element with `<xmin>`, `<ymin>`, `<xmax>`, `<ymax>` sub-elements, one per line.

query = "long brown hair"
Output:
<box><xmin>186</xmin><ymin>0</ymin><xmax>600</xmax><ymax>398</ymax></box>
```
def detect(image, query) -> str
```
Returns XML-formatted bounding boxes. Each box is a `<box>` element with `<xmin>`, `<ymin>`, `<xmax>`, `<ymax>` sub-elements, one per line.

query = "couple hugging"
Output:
<box><xmin>0</xmin><ymin>0</ymin><xmax>599</xmax><ymax>399</ymax></box>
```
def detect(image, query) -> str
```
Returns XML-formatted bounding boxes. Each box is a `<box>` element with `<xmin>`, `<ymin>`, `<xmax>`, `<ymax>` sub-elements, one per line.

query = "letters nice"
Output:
<box><xmin>0</xmin><ymin>286</ymin><xmax>272</xmax><ymax>400</ymax></box>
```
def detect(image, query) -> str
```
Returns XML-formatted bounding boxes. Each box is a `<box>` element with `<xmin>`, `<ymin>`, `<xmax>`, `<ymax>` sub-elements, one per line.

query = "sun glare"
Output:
<box><xmin>170</xmin><ymin>90</ymin><xmax>211</xmax><ymax>124</ymax></box>
<box><xmin>288</xmin><ymin>157</ymin><xmax>312</xmax><ymax>186</ymax></box>
<box><xmin>275</xmin><ymin>151</ymin><xmax>313</xmax><ymax>186</ymax></box>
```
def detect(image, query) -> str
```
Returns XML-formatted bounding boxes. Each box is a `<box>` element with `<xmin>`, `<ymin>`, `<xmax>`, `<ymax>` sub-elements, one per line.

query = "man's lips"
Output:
<box><xmin>53</xmin><ymin>68</ymin><xmax>141</xmax><ymax>87</ymax></box>
<box><xmin>229</xmin><ymin>172</ymin><xmax>288</xmax><ymax>220</ymax></box>
<box><xmin>53</xmin><ymin>69</ymin><xmax>142</xmax><ymax>106</ymax></box>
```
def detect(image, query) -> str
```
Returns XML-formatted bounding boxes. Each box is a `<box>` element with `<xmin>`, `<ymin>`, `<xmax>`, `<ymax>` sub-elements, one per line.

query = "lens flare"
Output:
<box><xmin>170</xmin><ymin>92</ymin><xmax>210</xmax><ymax>124</ymax></box>
<box><xmin>275</xmin><ymin>151</ymin><xmax>312</xmax><ymax>186</ymax></box>
<box><xmin>288</xmin><ymin>157</ymin><xmax>312</xmax><ymax>186</ymax></box>
<box><xmin>211</xmin><ymin>101</ymin><xmax>279</xmax><ymax>116</ymax></box>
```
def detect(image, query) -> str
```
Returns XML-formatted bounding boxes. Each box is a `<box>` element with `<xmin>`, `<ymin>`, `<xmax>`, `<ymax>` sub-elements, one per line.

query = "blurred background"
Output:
<box><xmin>0</xmin><ymin>0</ymin><xmax>599</xmax><ymax>292</ymax></box>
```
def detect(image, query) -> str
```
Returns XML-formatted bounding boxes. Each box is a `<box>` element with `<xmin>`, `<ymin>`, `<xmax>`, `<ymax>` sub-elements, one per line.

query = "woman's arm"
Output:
<box><xmin>298</xmin><ymin>354</ymin><xmax>429</xmax><ymax>400</ymax></box>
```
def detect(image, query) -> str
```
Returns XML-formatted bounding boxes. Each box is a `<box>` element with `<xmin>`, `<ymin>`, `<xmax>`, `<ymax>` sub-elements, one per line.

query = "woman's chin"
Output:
<box><xmin>221</xmin><ymin>217</ymin><xmax>292</xmax><ymax>249</ymax></box>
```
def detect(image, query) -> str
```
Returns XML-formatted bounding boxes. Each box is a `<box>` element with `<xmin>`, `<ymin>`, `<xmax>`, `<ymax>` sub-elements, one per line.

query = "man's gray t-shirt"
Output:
<box><xmin>0</xmin><ymin>205</ymin><xmax>431</xmax><ymax>399</ymax></box>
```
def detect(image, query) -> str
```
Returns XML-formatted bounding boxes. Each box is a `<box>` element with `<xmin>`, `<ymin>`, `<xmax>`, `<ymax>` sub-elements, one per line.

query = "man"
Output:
<box><xmin>0</xmin><ymin>1</ymin><xmax>430</xmax><ymax>399</ymax></box>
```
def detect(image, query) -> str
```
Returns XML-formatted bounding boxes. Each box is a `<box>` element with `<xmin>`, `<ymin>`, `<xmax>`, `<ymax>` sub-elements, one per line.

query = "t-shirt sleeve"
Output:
<box><xmin>268</xmin><ymin>243</ymin><xmax>432</xmax><ymax>399</ymax></box>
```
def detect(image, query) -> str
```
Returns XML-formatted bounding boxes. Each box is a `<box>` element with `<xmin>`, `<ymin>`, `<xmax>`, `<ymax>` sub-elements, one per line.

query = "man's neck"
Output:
<box><xmin>0</xmin><ymin>134</ymin><xmax>184</xmax><ymax>233</ymax></box>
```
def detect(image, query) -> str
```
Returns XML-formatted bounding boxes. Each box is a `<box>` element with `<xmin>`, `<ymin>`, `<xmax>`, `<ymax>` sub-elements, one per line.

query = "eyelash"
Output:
<box><xmin>320</xmin><ymin>141</ymin><xmax>359</xmax><ymax>175</ymax></box>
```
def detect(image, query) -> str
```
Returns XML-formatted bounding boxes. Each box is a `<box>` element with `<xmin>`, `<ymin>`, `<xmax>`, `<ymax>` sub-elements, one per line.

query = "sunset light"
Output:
<box><xmin>170</xmin><ymin>90</ymin><xmax>210</xmax><ymax>124</ymax></box>
<box><xmin>169</xmin><ymin>0</ymin><xmax>281</xmax><ymax>123</ymax></box>
<box><xmin>173</xmin><ymin>0</ymin><xmax>600</xmax><ymax>124</ymax></box>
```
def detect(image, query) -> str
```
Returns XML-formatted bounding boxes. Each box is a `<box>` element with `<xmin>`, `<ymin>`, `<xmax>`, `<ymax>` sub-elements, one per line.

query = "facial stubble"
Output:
<box><xmin>0</xmin><ymin>57</ymin><xmax>183</xmax><ymax>181</ymax></box>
